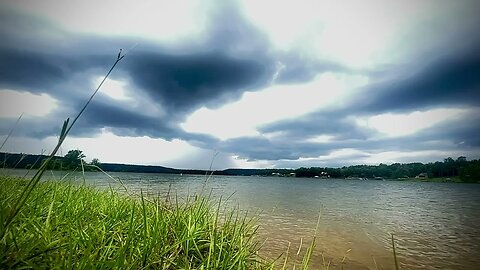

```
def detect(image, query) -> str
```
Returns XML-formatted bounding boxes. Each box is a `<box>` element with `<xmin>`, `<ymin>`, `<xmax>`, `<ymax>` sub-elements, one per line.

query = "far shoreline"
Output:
<box><xmin>2</xmin><ymin>151</ymin><xmax>479</xmax><ymax>183</ymax></box>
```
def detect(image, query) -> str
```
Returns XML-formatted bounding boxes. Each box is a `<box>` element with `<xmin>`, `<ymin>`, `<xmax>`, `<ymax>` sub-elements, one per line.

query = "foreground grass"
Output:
<box><xmin>0</xmin><ymin>176</ymin><xmax>273</xmax><ymax>269</ymax></box>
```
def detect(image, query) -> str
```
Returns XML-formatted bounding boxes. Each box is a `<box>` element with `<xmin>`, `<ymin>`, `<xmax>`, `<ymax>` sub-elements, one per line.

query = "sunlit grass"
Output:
<box><xmin>0</xmin><ymin>176</ymin><xmax>276</xmax><ymax>269</ymax></box>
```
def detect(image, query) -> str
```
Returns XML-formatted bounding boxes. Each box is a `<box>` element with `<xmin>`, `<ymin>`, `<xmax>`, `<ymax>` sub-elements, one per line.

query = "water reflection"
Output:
<box><xmin>4</xmin><ymin>169</ymin><xmax>480</xmax><ymax>269</ymax></box>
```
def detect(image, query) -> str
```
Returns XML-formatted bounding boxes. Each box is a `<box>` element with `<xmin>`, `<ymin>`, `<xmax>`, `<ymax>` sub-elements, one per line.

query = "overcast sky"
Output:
<box><xmin>1</xmin><ymin>0</ymin><xmax>479</xmax><ymax>170</ymax></box>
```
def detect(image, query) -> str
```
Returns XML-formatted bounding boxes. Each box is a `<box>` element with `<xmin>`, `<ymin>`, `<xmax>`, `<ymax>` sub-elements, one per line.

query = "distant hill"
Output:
<box><xmin>98</xmin><ymin>163</ymin><xmax>206</xmax><ymax>175</ymax></box>
<box><xmin>0</xmin><ymin>152</ymin><xmax>208</xmax><ymax>175</ymax></box>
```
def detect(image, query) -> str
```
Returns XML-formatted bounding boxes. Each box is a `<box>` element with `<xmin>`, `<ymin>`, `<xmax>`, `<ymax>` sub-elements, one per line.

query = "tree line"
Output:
<box><xmin>1</xmin><ymin>151</ymin><xmax>479</xmax><ymax>182</ymax></box>
<box><xmin>292</xmin><ymin>157</ymin><xmax>479</xmax><ymax>182</ymax></box>
<box><xmin>1</xmin><ymin>150</ymin><xmax>98</xmax><ymax>171</ymax></box>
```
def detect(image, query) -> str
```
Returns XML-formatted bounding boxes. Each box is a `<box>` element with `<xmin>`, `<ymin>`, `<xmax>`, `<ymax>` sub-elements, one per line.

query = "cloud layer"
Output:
<box><xmin>1</xmin><ymin>0</ymin><xmax>480</xmax><ymax>168</ymax></box>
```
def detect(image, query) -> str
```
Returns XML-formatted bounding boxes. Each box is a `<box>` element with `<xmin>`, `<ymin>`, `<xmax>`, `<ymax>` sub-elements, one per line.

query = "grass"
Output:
<box><xmin>0</xmin><ymin>176</ymin><xmax>276</xmax><ymax>269</ymax></box>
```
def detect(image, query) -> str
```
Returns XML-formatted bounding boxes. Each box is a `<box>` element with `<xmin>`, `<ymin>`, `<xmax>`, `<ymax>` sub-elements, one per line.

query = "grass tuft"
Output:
<box><xmin>0</xmin><ymin>176</ymin><xmax>271</xmax><ymax>269</ymax></box>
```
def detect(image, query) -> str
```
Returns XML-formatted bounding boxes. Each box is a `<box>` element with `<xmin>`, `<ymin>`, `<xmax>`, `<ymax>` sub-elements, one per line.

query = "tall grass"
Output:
<box><xmin>0</xmin><ymin>176</ymin><xmax>270</xmax><ymax>269</ymax></box>
<box><xmin>0</xmin><ymin>51</ymin><xmax>125</xmax><ymax>240</ymax></box>
<box><xmin>0</xmin><ymin>50</ymin><xmax>283</xmax><ymax>269</ymax></box>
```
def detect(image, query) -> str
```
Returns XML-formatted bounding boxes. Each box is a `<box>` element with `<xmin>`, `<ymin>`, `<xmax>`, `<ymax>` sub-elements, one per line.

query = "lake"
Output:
<box><xmin>3</xmin><ymin>169</ymin><xmax>480</xmax><ymax>269</ymax></box>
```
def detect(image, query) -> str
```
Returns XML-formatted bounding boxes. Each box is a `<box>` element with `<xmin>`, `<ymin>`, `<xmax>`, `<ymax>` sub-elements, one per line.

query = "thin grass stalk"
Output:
<box><xmin>11</xmin><ymin>153</ymin><xmax>27</xmax><ymax>170</ymax></box>
<box><xmin>20</xmin><ymin>149</ymin><xmax>46</xmax><ymax>179</ymax></box>
<box><xmin>200</xmin><ymin>151</ymin><xmax>218</xmax><ymax>195</ymax></box>
<box><xmin>281</xmin><ymin>242</ymin><xmax>291</xmax><ymax>270</ymax></box>
<box><xmin>0</xmin><ymin>113</ymin><xmax>23</xmax><ymax>152</ymax></box>
<box><xmin>372</xmin><ymin>256</ymin><xmax>379</xmax><ymax>270</ymax></box>
<box><xmin>302</xmin><ymin>211</ymin><xmax>321</xmax><ymax>269</ymax></box>
<box><xmin>297</xmin><ymin>237</ymin><xmax>303</xmax><ymax>255</ymax></box>
<box><xmin>80</xmin><ymin>158</ymin><xmax>86</xmax><ymax>185</ymax></box>
<box><xmin>86</xmin><ymin>164</ymin><xmax>129</xmax><ymax>194</ymax></box>
<box><xmin>392</xmin><ymin>233</ymin><xmax>400</xmax><ymax>270</ymax></box>
<box><xmin>0</xmin><ymin>51</ymin><xmax>125</xmax><ymax>240</ymax></box>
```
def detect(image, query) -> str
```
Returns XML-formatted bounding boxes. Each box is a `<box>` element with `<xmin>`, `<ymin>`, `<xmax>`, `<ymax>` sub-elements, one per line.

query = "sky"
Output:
<box><xmin>1</xmin><ymin>0</ymin><xmax>480</xmax><ymax>170</ymax></box>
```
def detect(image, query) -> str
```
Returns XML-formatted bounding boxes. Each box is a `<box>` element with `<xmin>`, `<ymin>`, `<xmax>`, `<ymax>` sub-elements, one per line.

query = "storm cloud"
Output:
<box><xmin>1</xmin><ymin>0</ymin><xmax>480</xmax><ymax>168</ymax></box>
<box><xmin>357</xmin><ymin>45</ymin><xmax>480</xmax><ymax>114</ymax></box>
<box><xmin>126</xmin><ymin>52</ymin><xmax>273</xmax><ymax>114</ymax></box>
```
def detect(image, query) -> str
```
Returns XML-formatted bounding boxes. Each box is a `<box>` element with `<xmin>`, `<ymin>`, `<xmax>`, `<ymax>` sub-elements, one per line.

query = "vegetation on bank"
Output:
<box><xmin>0</xmin><ymin>176</ymin><xmax>278</xmax><ymax>269</ymax></box>
<box><xmin>0</xmin><ymin>151</ymin><xmax>207</xmax><ymax>174</ymax></box>
<box><xmin>3</xmin><ymin>151</ymin><xmax>479</xmax><ymax>182</ymax></box>
<box><xmin>292</xmin><ymin>157</ymin><xmax>480</xmax><ymax>182</ymax></box>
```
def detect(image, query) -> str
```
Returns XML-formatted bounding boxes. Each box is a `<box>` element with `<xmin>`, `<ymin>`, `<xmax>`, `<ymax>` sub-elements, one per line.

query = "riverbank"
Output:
<box><xmin>0</xmin><ymin>176</ymin><xmax>275</xmax><ymax>269</ymax></box>
<box><xmin>395</xmin><ymin>176</ymin><xmax>465</xmax><ymax>183</ymax></box>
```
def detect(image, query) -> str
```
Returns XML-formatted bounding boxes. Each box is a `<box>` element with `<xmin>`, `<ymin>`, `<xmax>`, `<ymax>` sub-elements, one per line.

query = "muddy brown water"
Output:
<box><xmin>5</xmin><ymin>169</ymin><xmax>480</xmax><ymax>269</ymax></box>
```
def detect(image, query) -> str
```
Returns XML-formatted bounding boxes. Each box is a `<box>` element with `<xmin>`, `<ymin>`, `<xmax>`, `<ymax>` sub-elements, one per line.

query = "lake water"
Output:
<box><xmin>3</xmin><ymin>169</ymin><xmax>480</xmax><ymax>269</ymax></box>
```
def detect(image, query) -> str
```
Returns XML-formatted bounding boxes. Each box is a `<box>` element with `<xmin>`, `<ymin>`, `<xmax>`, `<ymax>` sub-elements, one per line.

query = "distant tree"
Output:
<box><xmin>90</xmin><ymin>158</ymin><xmax>101</xmax><ymax>167</ymax></box>
<box><xmin>64</xmin><ymin>150</ymin><xmax>85</xmax><ymax>169</ymax></box>
<box><xmin>459</xmin><ymin>161</ymin><xmax>480</xmax><ymax>183</ymax></box>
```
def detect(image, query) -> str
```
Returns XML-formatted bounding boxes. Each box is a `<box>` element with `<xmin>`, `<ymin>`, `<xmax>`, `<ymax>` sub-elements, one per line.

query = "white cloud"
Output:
<box><xmin>94</xmin><ymin>77</ymin><xmax>130</xmax><ymax>101</ymax></box>
<box><xmin>0</xmin><ymin>89</ymin><xmax>58</xmax><ymax>118</ymax></box>
<box><xmin>306</xmin><ymin>135</ymin><xmax>335</xmax><ymax>143</ymax></box>
<box><xmin>64</xmin><ymin>130</ymin><xmax>200</xmax><ymax>166</ymax></box>
<box><xmin>356</xmin><ymin>108</ymin><xmax>469</xmax><ymax>138</ymax></box>
<box><xmin>230</xmin><ymin>156</ymin><xmax>274</xmax><ymax>169</ymax></box>
<box><xmin>269</xmin><ymin>148</ymin><xmax>367</xmax><ymax>168</ymax></box>
<box><xmin>359</xmin><ymin>150</ymin><xmax>476</xmax><ymax>165</ymax></box>
<box><xmin>240</xmin><ymin>0</ymin><xmax>398</xmax><ymax>67</ymax></box>
<box><xmin>92</xmin><ymin>75</ymin><xmax>166</xmax><ymax>118</ymax></box>
<box><xmin>262</xmin><ymin>131</ymin><xmax>286</xmax><ymax>140</ymax></box>
<box><xmin>9</xmin><ymin>0</ymin><xmax>208</xmax><ymax>43</ymax></box>
<box><xmin>272</xmin><ymin>147</ymin><xmax>480</xmax><ymax>168</ymax></box>
<box><xmin>240</xmin><ymin>0</ymin><xmax>472</xmax><ymax>68</ymax></box>
<box><xmin>1</xmin><ymin>130</ymin><xmax>248</xmax><ymax>170</ymax></box>
<box><xmin>182</xmin><ymin>72</ymin><xmax>368</xmax><ymax>140</ymax></box>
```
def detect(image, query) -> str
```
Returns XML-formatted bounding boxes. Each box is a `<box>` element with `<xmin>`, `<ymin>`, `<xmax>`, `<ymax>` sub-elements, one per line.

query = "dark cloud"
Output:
<box><xmin>0</xmin><ymin>2</ymin><xmax>280</xmax><ymax>142</ymax></box>
<box><xmin>0</xmin><ymin>0</ymin><xmax>343</xmax><ymax>146</ymax></box>
<box><xmin>217</xmin><ymin>135</ymin><xmax>363</xmax><ymax>161</ymax></box>
<box><xmin>259</xmin><ymin>111</ymin><xmax>375</xmax><ymax>141</ymax></box>
<box><xmin>125</xmin><ymin>52</ymin><xmax>273</xmax><ymax>114</ymax></box>
<box><xmin>0</xmin><ymin>48</ymin><xmax>66</xmax><ymax>91</ymax></box>
<box><xmin>225</xmin><ymin>42</ymin><xmax>480</xmax><ymax>163</ymax></box>
<box><xmin>412</xmin><ymin>110</ymin><xmax>480</xmax><ymax>147</ymax></box>
<box><xmin>274</xmin><ymin>53</ymin><xmax>351</xmax><ymax>84</ymax></box>
<box><xmin>0</xmin><ymin>4</ymin><xmax>275</xmax><ymax>142</ymax></box>
<box><xmin>1</xmin><ymin>0</ymin><xmax>480</xmax><ymax>166</ymax></box>
<box><xmin>199</xmin><ymin>0</ymin><xmax>270</xmax><ymax>56</ymax></box>
<box><xmin>73</xmin><ymin>101</ymin><xmax>167</xmax><ymax>135</ymax></box>
<box><xmin>73</xmin><ymin>99</ymin><xmax>218</xmax><ymax>142</ymax></box>
<box><xmin>219</xmin><ymin>137</ymin><xmax>303</xmax><ymax>161</ymax></box>
<box><xmin>217</xmin><ymin>108</ymin><xmax>480</xmax><ymax>162</ymax></box>
<box><xmin>354</xmin><ymin>45</ymin><xmax>480</xmax><ymax>114</ymax></box>
<box><xmin>217</xmin><ymin>127</ymin><xmax>478</xmax><ymax>163</ymax></box>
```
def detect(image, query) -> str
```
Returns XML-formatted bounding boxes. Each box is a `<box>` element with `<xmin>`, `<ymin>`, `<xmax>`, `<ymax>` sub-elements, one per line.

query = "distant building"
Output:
<box><xmin>415</xmin><ymin>173</ymin><xmax>428</xmax><ymax>179</ymax></box>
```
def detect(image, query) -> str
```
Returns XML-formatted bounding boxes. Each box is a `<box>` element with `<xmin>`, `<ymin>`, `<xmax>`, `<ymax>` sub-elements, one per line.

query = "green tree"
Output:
<box><xmin>64</xmin><ymin>150</ymin><xmax>85</xmax><ymax>169</ymax></box>
<box><xmin>460</xmin><ymin>160</ymin><xmax>480</xmax><ymax>183</ymax></box>
<box><xmin>90</xmin><ymin>158</ymin><xmax>101</xmax><ymax>167</ymax></box>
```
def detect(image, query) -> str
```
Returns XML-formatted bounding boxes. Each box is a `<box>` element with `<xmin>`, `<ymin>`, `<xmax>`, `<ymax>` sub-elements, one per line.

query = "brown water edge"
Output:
<box><xmin>4</xmin><ymin>170</ymin><xmax>479</xmax><ymax>269</ymax></box>
<box><xmin>255</xmin><ymin>216</ymin><xmax>395</xmax><ymax>270</ymax></box>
